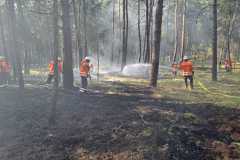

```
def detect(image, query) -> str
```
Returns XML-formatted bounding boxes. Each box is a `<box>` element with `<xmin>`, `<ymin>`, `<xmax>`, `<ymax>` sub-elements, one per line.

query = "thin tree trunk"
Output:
<box><xmin>138</xmin><ymin>0</ymin><xmax>142</xmax><ymax>63</ymax></box>
<box><xmin>7</xmin><ymin>0</ymin><xmax>24</xmax><ymax>89</ymax></box>
<box><xmin>126</xmin><ymin>0</ymin><xmax>129</xmax><ymax>63</ymax></box>
<box><xmin>118</xmin><ymin>0</ymin><xmax>122</xmax><ymax>65</ymax></box>
<box><xmin>49</xmin><ymin>0</ymin><xmax>59</xmax><ymax>125</ymax></box>
<box><xmin>226</xmin><ymin>1</ymin><xmax>237</xmax><ymax>69</ymax></box>
<box><xmin>78</xmin><ymin>0</ymin><xmax>83</xmax><ymax>63</ymax></box>
<box><xmin>180</xmin><ymin>0</ymin><xmax>187</xmax><ymax>60</ymax></box>
<box><xmin>0</xmin><ymin>10</ymin><xmax>8</xmax><ymax>59</ymax></box>
<box><xmin>173</xmin><ymin>0</ymin><xmax>179</xmax><ymax>63</ymax></box>
<box><xmin>72</xmin><ymin>0</ymin><xmax>79</xmax><ymax>67</ymax></box>
<box><xmin>111</xmin><ymin>0</ymin><xmax>116</xmax><ymax>64</ymax></box>
<box><xmin>97</xmin><ymin>35</ymin><xmax>100</xmax><ymax>81</ymax></box>
<box><xmin>144</xmin><ymin>0</ymin><xmax>150</xmax><ymax>63</ymax></box>
<box><xmin>83</xmin><ymin>0</ymin><xmax>88</xmax><ymax>57</ymax></box>
<box><xmin>149</xmin><ymin>0</ymin><xmax>154</xmax><ymax>63</ymax></box>
<box><xmin>17</xmin><ymin>0</ymin><xmax>31</xmax><ymax>75</ymax></box>
<box><xmin>61</xmin><ymin>0</ymin><xmax>74</xmax><ymax>89</ymax></box>
<box><xmin>121</xmin><ymin>0</ymin><xmax>127</xmax><ymax>70</ymax></box>
<box><xmin>150</xmin><ymin>0</ymin><xmax>164</xmax><ymax>87</ymax></box>
<box><xmin>212</xmin><ymin>0</ymin><xmax>218</xmax><ymax>81</ymax></box>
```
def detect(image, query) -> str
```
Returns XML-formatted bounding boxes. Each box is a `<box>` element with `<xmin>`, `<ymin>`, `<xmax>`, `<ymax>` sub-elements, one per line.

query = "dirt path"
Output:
<box><xmin>0</xmin><ymin>82</ymin><xmax>240</xmax><ymax>160</ymax></box>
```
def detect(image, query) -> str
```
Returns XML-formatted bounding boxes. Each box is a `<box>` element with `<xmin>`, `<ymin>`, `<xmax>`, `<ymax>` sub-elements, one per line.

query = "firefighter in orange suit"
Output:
<box><xmin>46</xmin><ymin>57</ymin><xmax>63</xmax><ymax>84</ymax></box>
<box><xmin>80</xmin><ymin>57</ymin><xmax>91</xmax><ymax>89</ymax></box>
<box><xmin>0</xmin><ymin>56</ymin><xmax>11</xmax><ymax>85</ymax></box>
<box><xmin>180</xmin><ymin>56</ymin><xmax>194</xmax><ymax>90</ymax></box>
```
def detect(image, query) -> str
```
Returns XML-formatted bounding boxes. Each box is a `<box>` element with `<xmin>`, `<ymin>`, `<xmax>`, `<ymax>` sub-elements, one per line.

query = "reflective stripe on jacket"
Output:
<box><xmin>180</xmin><ymin>61</ymin><xmax>193</xmax><ymax>76</ymax></box>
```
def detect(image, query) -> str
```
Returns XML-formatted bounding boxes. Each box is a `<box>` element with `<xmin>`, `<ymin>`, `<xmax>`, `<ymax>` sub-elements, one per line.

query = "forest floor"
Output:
<box><xmin>0</xmin><ymin>70</ymin><xmax>240</xmax><ymax>160</ymax></box>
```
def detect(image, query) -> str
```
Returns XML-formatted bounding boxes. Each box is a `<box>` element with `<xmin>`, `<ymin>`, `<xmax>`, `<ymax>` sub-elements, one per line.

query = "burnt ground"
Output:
<box><xmin>0</xmin><ymin>82</ymin><xmax>240</xmax><ymax>160</ymax></box>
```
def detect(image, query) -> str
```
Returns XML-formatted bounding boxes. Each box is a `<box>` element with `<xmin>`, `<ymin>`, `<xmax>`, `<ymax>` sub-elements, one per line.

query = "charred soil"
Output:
<box><xmin>0</xmin><ymin>82</ymin><xmax>240</xmax><ymax>160</ymax></box>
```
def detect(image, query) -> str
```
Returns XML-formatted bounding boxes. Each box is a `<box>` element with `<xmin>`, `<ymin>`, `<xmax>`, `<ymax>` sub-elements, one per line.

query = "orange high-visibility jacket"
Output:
<box><xmin>180</xmin><ymin>61</ymin><xmax>193</xmax><ymax>76</ymax></box>
<box><xmin>49</xmin><ymin>61</ymin><xmax>62</xmax><ymax>75</ymax></box>
<box><xmin>80</xmin><ymin>60</ymin><xmax>90</xmax><ymax>77</ymax></box>
<box><xmin>0</xmin><ymin>60</ymin><xmax>11</xmax><ymax>73</ymax></box>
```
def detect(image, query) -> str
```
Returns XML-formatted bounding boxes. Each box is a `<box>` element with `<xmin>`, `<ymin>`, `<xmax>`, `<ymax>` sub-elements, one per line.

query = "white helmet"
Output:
<box><xmin>85</xmin><ymin>57</ymin><xmax>90</xmax><ymax>61</ymax></box>
<box><xmin>0</xmin><ymin>56</ymin><xmax>5</xmax><ymax>60</ymax></box>
<box><xmin>183</xmin><ymin>56</ymin><xmax>189</xmax><ymax>60</ymax></box>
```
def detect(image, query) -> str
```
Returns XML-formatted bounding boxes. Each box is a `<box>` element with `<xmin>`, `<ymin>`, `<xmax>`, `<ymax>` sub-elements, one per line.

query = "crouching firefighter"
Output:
<box><xmin>0</xmin><ymin>56</ymin><xmax>11</xmax><ymax>85</ymax></box>
<box><xmin>80</xmin><ymin>57</ymin><xmax>92</xmax><ymax>90</ymax></box>
<box><xmin>180</xmin><ymin>56</ymin><xmax>194</xmax><ymax>90</ymax></box>
<box><xmin>46</xmin><ymin>57</ymin><xmax>63</xmax><ymax>84</ymax></box>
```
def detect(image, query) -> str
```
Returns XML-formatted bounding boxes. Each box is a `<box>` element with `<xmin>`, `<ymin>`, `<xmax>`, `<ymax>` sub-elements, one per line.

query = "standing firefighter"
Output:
<box><xmin>171</xmin><ymin>62</ymin><xmax>178</xmax><ymax>79</ymax></box>
<box><xmin>0</xmin><ymin>56</ymin><xmax>11</xmax><ymax>85</ymax></box>
<box><xmin>80</xmin><ymin>57</ymin><xmax>91</xmax><ymax>90</ymax></box>
<box><xmin>180</xmin><ymin>56</ymin><xmax>194</xmax><ymax>90</ymax></box>
<box><xmin>46</xmin><ymin>57</ymin><xmax>63</xmax><ymax>84</ymax></box>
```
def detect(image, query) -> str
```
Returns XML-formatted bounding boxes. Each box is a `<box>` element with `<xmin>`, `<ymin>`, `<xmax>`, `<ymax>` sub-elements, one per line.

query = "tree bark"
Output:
<box><xmin>144</xmin><ymin>0</ymin><xmax>150</xmax><ymax>63</ymax></box>
<box><xmin>118</xmin><ymin>0</ymin><xmax>122</xmax><ymax>65</ymax></box>
<box><xmin>226</xmin><ymin>0</ymin><xmax>237</xmax><ymax>70</ymax></box>
<box><xmin>121</xmin><ymin>0</ymin><xmax>128</xmax><ymax>70</ymax></box>
<box><xmin>0</xmin><ymin>10</ymin><xmax>8</xmax><ymax>59</ymax></box>
<box><xmin>149</xmin><ymin>0</ymin><xmax>154</xmax><ymax>63</ymax></box>
<box><xmin>17</xmin><ymin>0</ymin><xmax>31</xmax><ymax>75</ymax></box>
<box><xmin>180</xmin><ymin>0</ymin><xmax>187</xmax><ymax>60</ymax></box>
<box><xmin>212</xmin><ymin>0</ymin><xmax>218</xmax><ymax>81</ymax></box>
<box><xmin>61</xmin><ymin>0</ymin><xmax>74</xmax><ymax>89</ymax></box>
<box><xmin>7</xmin><ymin>0</ymin><xmax>24</xmax><ymax>89</ymax></box>
<box><xmin>111</xmin><ymin>0</ymin><xmax>116</xmax><ymax>64</ymax></box>
<box><xmin>138</xmin><ymin>0</ymin><xmax>142</xmax><ymax>63</ymax></box>
<box><xmin>49</xmin><ymin>0</ymin><xmax>59</xmax><ymax>125</ymax></box>
<box><xmin>173</xmin><ymin>0</ymin><xmax>179</xmax><ymax>63</ymax></box>
<box><xmin>150</xmin><ymin>0</ymin><xmax>164</xmax><ymax>87</ymax></box>
<box><xmin>72</xmin><ymin>0</ymin><xmax>82</xmax><ymax>67</ymax></box>
<box><xmin>83</xmin><ymin>0</ymin><xmax>88</xmax><ymax>57</ymax></box>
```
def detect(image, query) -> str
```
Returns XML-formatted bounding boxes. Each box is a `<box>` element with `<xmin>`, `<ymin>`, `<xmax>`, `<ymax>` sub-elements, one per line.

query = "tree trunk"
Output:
<box><xmin>72</xmin><ymin>0</ymin><xmax>82</xmax><ymax>67</ymax></box>
<box><xmin>118</xmin><ymin>0</ymin><xmax>122</xmax><ymax>65</ymax></box>
<box><xmin>78</xmin><ymin>0</ymin><xmax>83</xmax><ymax>63</ymax></box>
<box><xmin>212</xmin><ymin>0</ymin><xmax>218</xmax><ymax>81</ymax></box>
<box><xmin>7</xmin><ymin>0</ymin><xmax>24</xmax><ymax>89</ymax></box>
<box><xmin>61</xmin><ymin>0</ymin><xmax>74</xmax><ymax>89</ymax></box>
<box><xmin>97</xmin><ymin>35</ymin><xmax>100</xmax><ymax>81</ymax></box>
<box><xmin>180</xmin><ymin>0</ymin><xmax>187</xmax><ymax>60</ymax></box>
<box><xmin>226</xmin><ymin>1</ymin><xmax>237</xmax><ymax>70</ymax></box>
<box><xmin>0</xmin><ymin>10</ymin><xmax>8</xmax><ymax>59</ymax></box>
<box><xmin>149</xmin><ymin>0</ymin><xmax>154</xmax><ymax>63</ymax></box>
<box><xmin>17</xmin><ymin>0</ymin><xmax>31</xmax><ymax>75</ymax></box>
<box><xmin>138</xmin><ymin>0</ymin><xmax>142</xmax><ymax>63</ymax></box>
<box><xmin>150</xmin><ymin>0</ymin><xmax>164</xmax><ymax>87</ymax></box>
<box><xmin>126</xmin><ymin>0</ymin><xmax>129</xmax><ymax>63</ymax></box>
<box><xmin>173</xmin><ymin>0</ymin><xmax>179</xmax><ymax>63</ymax></box>
<box><xmin>83</xmin><ymin>0</ymin><xmax>88</xmax><ymax>57</ymax></box>
<box><xmin>121</xmin><ymin>0</ymin><xmax>128</xmax><ymax>70</ymax></box>
<box><xmin>24</xmin><ymin>49</ymin><xmax>30</xmax><ymax>75</ymax></box>
<box><xmin>49</xmin><ymin>0</ymin><xmax>59</xmax><ymax>125</ymax></box>
<box><xmin>111</xmin><ymin>0</ymin><xmax>116</xmax><ymax>64</ymax></box>
<box><xmin>144</xmin><ymin>0</ymin><xmax>150</xmax><ymax>63</ymax></box>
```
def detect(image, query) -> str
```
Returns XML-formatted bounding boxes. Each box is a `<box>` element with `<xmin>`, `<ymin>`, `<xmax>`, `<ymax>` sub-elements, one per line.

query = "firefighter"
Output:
<box><xmin>224</xmin><ymin>59</ymin><xmax>231</xmax><ymax>72</ymax></box>
<box><xmin>0</xmin><ymin>56</ymin><xmax>11</xmax><ymax>85</ymax></box>
<box><xmin>171</xmin><ymin>62</ymin><xmax>178</xmax><ymax>79</ymax></box>
<box><xmin>46</xmin><ymin>57</ymin><xmax>63</xmax><ymax>84</ymax></box>
<box><xmin>180</xmin><ymin>56</ymin><xmax>194</xmax><ymax>90</ymax></box>
<box><xmin>80</xmin><ymin>57</ymin><xmax>91</xmax><ymax>90</ymax></box>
